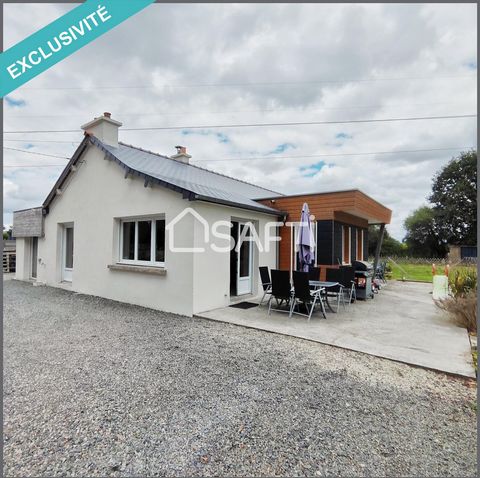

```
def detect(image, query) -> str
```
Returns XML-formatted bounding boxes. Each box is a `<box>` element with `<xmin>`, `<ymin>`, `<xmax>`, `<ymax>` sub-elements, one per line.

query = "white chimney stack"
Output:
<box><xmin>81</xmin><ymin>112</ymin><xmax>122</xmax><ymax>148</ymax></box>
<box><xmin>170</xmin><ymin>145</ymin><xmax>191</xmax><ymax>164</ymax></box>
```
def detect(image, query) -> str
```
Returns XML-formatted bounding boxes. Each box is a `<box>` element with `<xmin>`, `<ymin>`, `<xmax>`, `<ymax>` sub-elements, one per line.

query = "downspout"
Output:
<box><xmin>373</xmin><ymin>223</ymin><xmax>386</xmax><ymax>272</ymax></box>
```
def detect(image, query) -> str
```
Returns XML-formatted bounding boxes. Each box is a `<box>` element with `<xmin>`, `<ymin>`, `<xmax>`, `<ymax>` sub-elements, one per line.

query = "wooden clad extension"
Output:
<box><xmin>258</xmin><ymin>189</ymin><xmax>391</xmax><ymax>225</ymax></box>
<box><xmin>257</xmin><ymin>189</ymin><xmax>391</xmax><ymax>271</ymax></box>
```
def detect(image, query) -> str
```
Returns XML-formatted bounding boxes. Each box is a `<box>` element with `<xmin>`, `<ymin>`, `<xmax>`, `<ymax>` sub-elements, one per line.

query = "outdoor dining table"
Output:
<box><xmin>309</xmin><ymin>280</ymin><xmax>340</xmax><ymax>313</ymax></box>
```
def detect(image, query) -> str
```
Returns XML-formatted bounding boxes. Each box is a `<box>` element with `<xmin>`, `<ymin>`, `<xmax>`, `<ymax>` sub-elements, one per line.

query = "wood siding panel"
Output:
<box><xmin>354</xmin><ymin>191</ymin><xmax>392</xmax><ymax>224</ymax></box>
<box><xmin>257</xmin><ymin>190</ymin><xmax>390</xmax><ymax>270</ymax></box>
<box><xmin>364</xmin><ymin>229</ymin><xmax>369</xmax><ymax>260</ymax></box>
<box><xmin>334</xmin><ymin>211</ymin><xmax>369</xmax><ymax>228</ymax></box>
<box><xmin>259</xmin><ymin>190</ymin><xmax>391</xmax><ymax>224</ymax></box>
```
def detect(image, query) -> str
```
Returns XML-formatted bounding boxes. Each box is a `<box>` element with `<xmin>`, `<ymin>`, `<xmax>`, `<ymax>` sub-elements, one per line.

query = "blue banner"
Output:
<box><xmin>0</xmin><ymin>0</ymin><xmax>155</xmax><ymax>97</ymax></box>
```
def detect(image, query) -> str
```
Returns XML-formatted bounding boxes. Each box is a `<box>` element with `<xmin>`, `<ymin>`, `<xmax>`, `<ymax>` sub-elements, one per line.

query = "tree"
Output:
<box><xmin>404</xmin><ymin>206</ymin><xmax>448</xmax><ymax>257</ymax></box>
<box><xmin>429</xmin><ymin>150</ymin><xmax>477</xmax><ymax>245</ymax></box>
<box><xmin>368</xmin><ymin>225</ymin><xmax>407</xmax><ymax>257</ymax></box>
<box><xmin>3</xmin><ymin>225</ymin><xmax>11</xmax><ymax>241</ymax></box>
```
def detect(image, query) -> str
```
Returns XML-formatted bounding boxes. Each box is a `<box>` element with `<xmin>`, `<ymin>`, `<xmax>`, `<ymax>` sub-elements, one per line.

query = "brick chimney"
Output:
<box><xmin>81</xmin><ymin>112</ymin><xmax>122</xmax><ymax>148</ymax></box>
<box><xmin>170</xmin><ymin>145</ymin><xmax>191</xmax><ymax>164</ymax></box>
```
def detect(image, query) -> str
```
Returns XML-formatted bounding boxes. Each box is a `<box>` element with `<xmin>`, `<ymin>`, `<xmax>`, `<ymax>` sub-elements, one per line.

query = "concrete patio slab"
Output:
<box><xmin>197</xmin><ymin>281</ymin><xmax>475</xmax><ymax>378</ymax></box>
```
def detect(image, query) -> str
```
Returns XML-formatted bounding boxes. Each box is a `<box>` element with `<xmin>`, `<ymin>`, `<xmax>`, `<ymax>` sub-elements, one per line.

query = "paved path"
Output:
<box><xmin>198</xmin><ymin>282</ymin><xmax>475</xmax><ymax>378</ymax></box>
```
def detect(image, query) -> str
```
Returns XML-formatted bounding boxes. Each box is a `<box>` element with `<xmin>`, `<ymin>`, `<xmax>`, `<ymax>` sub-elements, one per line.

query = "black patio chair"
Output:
<box><xmin>340</xmin><ymin>266</ymin><xmax>356</xmax><ymax>304</ymax></box>
<box><xmin>290</xmin><ymin>271</ymin><xmax>326</xmax><ymax>321</ymax></box>
<box><xmin>268</xmin><ymin>269</ymin><xmax>292</xmax><ymax>315</ymax></box>
<box><xmin>325</xmin><ymin>268</ymin><xmax>346</xmax><ymax>311</ymax></box>
<box><xmin>375</xmin><ymin>261</ymin><xmax>387</xmax><ymax>284</ymax></box>
<box><xmin>258</xmin><ymin>266</ymin><xmax>272</xmax><ymax>305</ymax></box>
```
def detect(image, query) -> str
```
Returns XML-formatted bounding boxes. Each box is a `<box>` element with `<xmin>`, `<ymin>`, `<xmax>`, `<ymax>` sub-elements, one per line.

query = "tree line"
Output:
<box><xmin>369</xmin><ymin>150</ymin><xmax>477</xmax><ymax>258</ymax></box>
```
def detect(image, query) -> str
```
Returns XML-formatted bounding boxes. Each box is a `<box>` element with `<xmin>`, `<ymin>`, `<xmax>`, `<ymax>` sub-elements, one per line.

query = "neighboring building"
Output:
<box><xmin>447</xmin><ymin>244</ymin><xmax>478</xmax><ymax>262</ymax></box>
<box><xmin>13</xmin><ymin>113</ymin><xmax>392</xmax><ymax>316</ymax></box>
<box><xmin>3</xmin><ymin>238</ymin><xmax>16</xmax><ymax>273</ymax></box>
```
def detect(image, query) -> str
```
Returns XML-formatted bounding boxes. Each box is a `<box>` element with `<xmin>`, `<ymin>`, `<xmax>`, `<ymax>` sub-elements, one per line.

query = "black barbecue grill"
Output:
<box><xmin>353</xmin><ymin>260</ymin><xmax>374</xmax><ymax>299</ymax></box>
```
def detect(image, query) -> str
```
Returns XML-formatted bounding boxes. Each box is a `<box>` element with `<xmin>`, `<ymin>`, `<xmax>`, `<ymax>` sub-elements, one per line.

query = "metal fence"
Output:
<box><xmin>3</xmin><ymin>251</ymin><xmax>16</xmax><ymax>273</ymax></box>
<box><xmin>372</xmin><ymin>255</ymin><xmax>477</xmax><ymax>265</ymax></box>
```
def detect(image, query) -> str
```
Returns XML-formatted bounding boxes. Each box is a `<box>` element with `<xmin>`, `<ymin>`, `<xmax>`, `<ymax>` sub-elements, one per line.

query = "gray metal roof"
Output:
<box><xmin>93</xmin><ymin>137</ymin><xmax>284</xmax><ymax>215</ymax></box>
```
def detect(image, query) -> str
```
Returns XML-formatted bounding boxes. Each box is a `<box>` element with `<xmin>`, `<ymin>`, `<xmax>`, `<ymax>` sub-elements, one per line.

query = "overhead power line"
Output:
<box><xmin>4</xmin><ymin>146</ymin><xmax>474</xmax><ymax>168</ymax></box>
<box><xmin>3</xmin><ymin>139</ymin><xmax>80</xmax><ymax>144</ymax></box>
<box><xmin>20</xmin><ymin>74</ymin><xmax>476</xmax><ymax>90</ymax></box>
<box><xmin>3</xmin><ymin>147</ymin><xmax>69</xmax><ymax>159</ymax></box>
<box><xmin>3</xmin><ymin>113</ymin><xmax>477</xmax><ymax>134</ymax></box>
<box><xmin>4</xmin><ymin>164</ymin><xmax>66</xmax><ymax>168</ymax></box>
<box><xmin>193</xmin><ymin>146</ymin><xmax>476</xmax><ymax>162</ymax></box>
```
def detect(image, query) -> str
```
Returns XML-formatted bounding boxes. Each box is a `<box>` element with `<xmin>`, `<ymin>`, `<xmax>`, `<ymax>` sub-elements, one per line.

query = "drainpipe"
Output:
<box><xmin>373</xmin><ymin>223</ymin><xmax>385</xmax><ymax>273</ymax></box>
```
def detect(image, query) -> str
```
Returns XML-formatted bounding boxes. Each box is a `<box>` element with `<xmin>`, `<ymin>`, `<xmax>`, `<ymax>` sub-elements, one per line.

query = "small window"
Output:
<box><xmin>120</xmin><ymin>217</ymin><xmax>165</xmax><ymax>266</ymax></box>
<box><xmin>357</xmin><ymin>229</ymin><xmax>363</xmax><ymax>261</ymax></box>
<box><xmin>342</xmin><ymin>226</ymin><xmax>351</xmax><ymax>264</ymax></box>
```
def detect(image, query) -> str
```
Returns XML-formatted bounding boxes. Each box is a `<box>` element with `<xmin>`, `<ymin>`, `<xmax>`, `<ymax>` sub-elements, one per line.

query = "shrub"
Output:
<box><xmin>437</xmin><ymin>267</ymin><xmax>477</xmax><ymax>334</ymax></box>
<box><xmin>437</xmin><ymin>292</ymin><xmax>477</xmax><ymax>334</ymax></box>
<box><xmin>449</xmin><ymin>267</ymin><xmax>477</xmax><ymax>297</ymax></box>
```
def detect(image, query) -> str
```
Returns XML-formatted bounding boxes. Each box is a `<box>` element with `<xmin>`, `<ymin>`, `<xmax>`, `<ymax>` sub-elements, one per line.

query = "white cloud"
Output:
<box><xmin>3</xmin><ymin>3</ymin><xmax>477</xmax><ymax>238</ymax></box>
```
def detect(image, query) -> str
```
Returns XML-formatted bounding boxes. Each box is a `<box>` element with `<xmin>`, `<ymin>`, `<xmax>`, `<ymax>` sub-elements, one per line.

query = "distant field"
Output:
<box><xmin>387</xmin><ymin>262</ymin><xmax>476</xmax><ymax>283</ymax></box>
<box><xmin>387</xmin><ymin>262</ymin><xmax>436</xmax><ymax>282</ymax></box>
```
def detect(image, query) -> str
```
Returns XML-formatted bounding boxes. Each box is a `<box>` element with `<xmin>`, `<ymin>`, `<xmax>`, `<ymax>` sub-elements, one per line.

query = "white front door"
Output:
<box><xmin>30</xmin><ymin>237</ymin><xmax>38</xmax><ymax>279</ymax></box>
<box><xmin>62</xmin><ymin>226</ymin><xmax>74</xmax><ymax>282</ymax></box>
<box><xmin>236</xmin><ymin>223</ymin><xmax>253</xmax><ymax>295</ymax></box>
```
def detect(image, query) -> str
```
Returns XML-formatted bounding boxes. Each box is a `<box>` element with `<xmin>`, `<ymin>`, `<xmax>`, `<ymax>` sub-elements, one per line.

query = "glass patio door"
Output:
<box><xmin>236</xmin><ymin>223</ymin><xmax>253</xmax><ymax>295</ymax></box>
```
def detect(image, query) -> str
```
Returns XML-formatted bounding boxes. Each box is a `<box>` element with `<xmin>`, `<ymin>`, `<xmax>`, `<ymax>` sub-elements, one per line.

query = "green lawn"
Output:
<box><xmin>387</xmin><ymin>262</ymin><xmax>435</xmax><ymax>282</ymax></box>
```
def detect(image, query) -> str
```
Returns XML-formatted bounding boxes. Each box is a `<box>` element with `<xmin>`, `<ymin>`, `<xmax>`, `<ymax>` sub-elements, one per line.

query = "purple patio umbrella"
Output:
<box><xmin>296</xmin><ymin>202</ymin><xmax>315</xmax><ymax>272</ymax></box>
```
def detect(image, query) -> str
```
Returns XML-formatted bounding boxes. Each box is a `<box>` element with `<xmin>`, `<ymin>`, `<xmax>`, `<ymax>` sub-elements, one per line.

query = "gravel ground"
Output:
<box><xmin>3</xmin><ymin>280</ymin><xmax>477</xmax><ymax>477</ymax></box>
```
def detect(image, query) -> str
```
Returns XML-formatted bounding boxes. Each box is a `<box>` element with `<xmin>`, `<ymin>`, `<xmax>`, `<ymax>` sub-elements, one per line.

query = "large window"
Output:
<box><xmin>120</xmin><ymin>218</ymin><xmax>165</xmax><ymax>266</ymax></box>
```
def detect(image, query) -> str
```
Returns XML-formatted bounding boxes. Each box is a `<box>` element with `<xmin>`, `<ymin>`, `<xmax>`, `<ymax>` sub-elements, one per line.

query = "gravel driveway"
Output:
<box><xmin>4</xmin><ymin>280</ymin><xmax>477</xmax><ymax>477</ymax></box>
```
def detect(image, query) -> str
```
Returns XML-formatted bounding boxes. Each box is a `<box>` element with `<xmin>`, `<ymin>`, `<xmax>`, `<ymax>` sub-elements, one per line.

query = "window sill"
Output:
<box><xmin>108</xmin><ymin>263</ymin><xmax>167</xmax><ymax>276</ymax></box>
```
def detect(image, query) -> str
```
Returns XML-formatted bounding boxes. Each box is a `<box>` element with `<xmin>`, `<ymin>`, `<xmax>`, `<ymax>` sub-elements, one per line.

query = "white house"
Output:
<box><xmin>13</xmin><ymin>113</ymin><xmax>392</xmax><ymax>316</ymax></box>
<box><xmin>13</xmin><ymin>113</ymin><xmax>283</xmax><ymax>316</ymax></box>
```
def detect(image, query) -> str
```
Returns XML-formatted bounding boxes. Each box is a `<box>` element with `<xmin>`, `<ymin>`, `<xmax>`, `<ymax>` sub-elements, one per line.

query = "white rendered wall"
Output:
<box><xmin>191</xmin><ymin>201</ymin><xmax>278</xmax><ymax>314</ymax></box>
<box><xmin>35</xmin><ymin>145</ymin><xmax>195</xmax><ymax>316</ymax></box>
<box><xmin>14</xmin><ymin>237</ymin><xmax>28</xmax><ymax>280</ymax></box>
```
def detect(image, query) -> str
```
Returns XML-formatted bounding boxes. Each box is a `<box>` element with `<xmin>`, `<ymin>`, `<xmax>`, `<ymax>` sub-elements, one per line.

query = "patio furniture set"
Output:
<box><xmin>259</xmin><ymin>265</ymin><xmax>359</xmax><ymax>321</ymax></box>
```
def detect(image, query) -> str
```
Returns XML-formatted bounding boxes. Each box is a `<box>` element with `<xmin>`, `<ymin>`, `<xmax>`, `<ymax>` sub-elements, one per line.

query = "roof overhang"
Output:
<box><xmin>257</xmin><ymin>189</ymin><xmax>392</xmax><ymax>225</ymax></box>
<box><xmin>43</xmin><ymin>135</ymin><xmax>286</xmax><ymax>218</ymax></box>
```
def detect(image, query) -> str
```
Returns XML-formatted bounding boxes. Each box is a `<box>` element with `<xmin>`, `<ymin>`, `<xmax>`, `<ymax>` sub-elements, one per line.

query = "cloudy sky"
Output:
<box><xmin>3</xmin><ymin>3</ymin><xmax>477</xmax><ymax>239</ymax></box>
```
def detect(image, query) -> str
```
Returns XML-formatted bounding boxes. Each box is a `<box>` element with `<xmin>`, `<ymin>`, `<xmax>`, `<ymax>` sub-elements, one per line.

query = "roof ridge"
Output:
<box><xmin>118</xmin><ymin>141</ymin><xmax>283</xmax><ymax>197</ymax></box>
